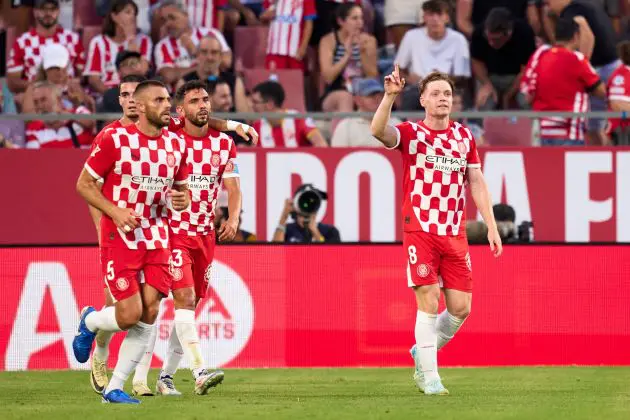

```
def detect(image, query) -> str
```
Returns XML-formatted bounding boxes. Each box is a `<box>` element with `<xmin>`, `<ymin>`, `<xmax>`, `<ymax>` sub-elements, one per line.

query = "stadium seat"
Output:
<box><xmin>242</xmin><ymin>69</ymin><xmax>306</xmax><ymax>112</ymax></box>
<box><xmin>234</xmin><ymin>26</ymin><xmax>269</xmax><ymax>69</ymax></box>
<box><xmin>81</xmin><ymin>26</ymin><xmax>101</xmax><ymax>53</ymax></box>
<box><xmin>73</xmin><ymin>0</ymin><xmax>103</xmax><ymax>27</ymax></box>
<box><xmin>483</xmin><ymin>117</ymin><xmax>533</xmax><ymax>146</ymax></box>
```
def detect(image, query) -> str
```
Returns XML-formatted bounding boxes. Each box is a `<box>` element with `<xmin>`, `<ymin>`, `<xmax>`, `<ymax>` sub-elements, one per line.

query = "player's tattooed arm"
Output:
<box><xmin>76</xmin><ymin>169</ymin><xmax>139</xmax><ymax>233</ymax></box>
<box><xmin>467</xmin><ymin>168</ymin><xmax>503</xmax><ymax>257</ymax></box>
<box><xmin>169</xmin><ymin>183</ymin><xmax>190</xmax><ymax>211</ymax></box>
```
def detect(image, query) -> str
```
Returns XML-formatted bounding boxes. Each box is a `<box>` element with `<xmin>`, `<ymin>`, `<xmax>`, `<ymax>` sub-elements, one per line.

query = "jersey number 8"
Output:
<box><xmin>408</xmin><ymin>245</ymin><xmax>417</xmax><ymax>264</ymax></box>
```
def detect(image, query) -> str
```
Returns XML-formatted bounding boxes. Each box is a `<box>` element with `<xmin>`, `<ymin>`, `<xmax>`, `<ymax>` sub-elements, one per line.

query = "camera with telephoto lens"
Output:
<box><xmin>292</xmin><ymin>184</ymin><xmax>327</xmax><ymax>222</ymax></box>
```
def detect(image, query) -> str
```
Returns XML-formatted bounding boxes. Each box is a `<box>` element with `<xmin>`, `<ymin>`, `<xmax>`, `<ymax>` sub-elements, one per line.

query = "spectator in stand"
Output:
<box><xmin>84</xmin><ymin>0</ymin><xmax>152</xmax><ymax>95</ymax></box>
<box><xmin>319</xmin><ymin>3</ymin><xmax>378</xmax><ymax>113</ymax></box>
<box><xmin>177</xmin><ymin>36</ymin><xmax>248</xmax><ymax>112</ymax></box>
<box><xmin>452</xmin><ymin>89</ymin><xmax>484</xmax><ymax>143</ymax></box>
<box><xmin>395</xmin><ymin>0</ymin><xmax>470</xmax><ymax>110</ymax></box>
<box><xmin>260</xmin><ymin>0</ymin><xmax>316</xmax><ymax>72</ymax></box>
<box><xmin>599</xmin><ymin>0</ymin><xmax>622</xmax><ymax>37</ymax></box>
<box><xmin>251</xmin><ymin>81</ymin><xmax>328</xmax><ymax>147</ymax></box>
<box><xmin>6</xmin><ymin>0</ymin><xmax>85</xmax><ymax>95</ymax></box>
<box><xmin>155</xmin><ymin>0</ymin><xmax>232</xmax><ymax>87</ymax></box>
<box><xmin>22</xmin><ymin>44</ymin><xmax>97</xmax><ymax>127</ymax></box>
<box><xmin>208</xmin><ymin>78</ymin><xmax>234</xmax><ymax>112</ymax></box>
<box><xmin>99</xmin><ymin>52</ymin><xmax>149</xmax><ymax>114</ymax></box>
<box><xmin>180</xmin><ymin>0</ymin><xmax>228</xmax><ymax>29</ymax></box>
<box><xmin>384</xmin><ymin>0</ymin><xmax>426</xmax><ymax>49</ymax></box>
<box><xmin>471</xmin><ymin>7</ymin><xmax>536</xmax><ymax>110</ymax></box>
<box><xmin>25</xmin><ymin>81</ymin><xmax>95</xmax><ymax>148</ymax></box>
<box><xmin>607</xmin><ymin>41</ymin><xmax>630</xmax><ymax>145</ymax></box>
<box><xmin>456</xmin><ymin>0</ymin><xmax>541</xmax><ymax>39</ymax></box>
<box><xmin>547</xmin><ymin>0</ymin><xmax>620</xmax><ymax>145</ymax></box>
<box><xmin>331</xmin><ymin>78</ymin><xmax>401</xmax><ymax>147</ymax></box>
<box><xmin>521</xmin><ymin>17</ymin><xmax>606</xmax><ymax>146</ymax></box>
<box><xmin>0</xmin><ymin>86</ymin><xmax>24</xmax><ymax>148</ymax></box>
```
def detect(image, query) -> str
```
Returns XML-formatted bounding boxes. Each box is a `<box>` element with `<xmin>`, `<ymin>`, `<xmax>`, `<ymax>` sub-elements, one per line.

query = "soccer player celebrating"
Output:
<box><xmin>150</xmin><ymin>80</ymin><xmax>249</xmax><ymax>395</ymax></box>
<box><xmin>370</xmin><ymin>66</ymin><xmax>502</xmax><ymax>395</ymax></box>
<box><xmin>74</xmin><ymin>80</ymin><xmax>190</xmax><ymax>404</ymax></box>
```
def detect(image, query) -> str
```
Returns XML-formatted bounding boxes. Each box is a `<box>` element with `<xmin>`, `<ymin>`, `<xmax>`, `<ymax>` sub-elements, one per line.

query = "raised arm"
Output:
<box><xmin>370</xmin><ymin>64</ymin><xmax>405</xmax><ymax>148</ymax></box>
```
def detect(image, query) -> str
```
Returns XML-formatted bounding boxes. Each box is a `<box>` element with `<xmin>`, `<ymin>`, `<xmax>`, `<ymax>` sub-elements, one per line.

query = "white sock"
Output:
<box><xmin>174</xmin><ymin>309</ymin><xmax>205</xmax><ymax>376</ymax></box>
<box><xmin>104</xmin><ymin>321</ymin><xmax>153</xmax><ymax>393</ymax></box>
<box><xmin>436</xmin><ymin>311</ymin><xmax>466</xmax><ymax>350</ymax></box>
<box><xmin>415</xmin><ymin>311</ymin><xmax>439</xmax><ymax>383</ymax></box>
<box><xmin>132</xmin><ymin>322</ymin><xmax>158</xmax><ymax>384</ymax></box>
<box><xmin>85</xmin><ymin>306</ymin><xmax>123</xmax><ymax>333</ymax></box>
<box><xmin>161</xmin><ymin>324</ymin><xmax>184</xmax><ymax>377</ymax></box>
<box><xmin>93</xmin><ymin>330</ymin><xmax>114</xmax><ymax>361</ymax></box>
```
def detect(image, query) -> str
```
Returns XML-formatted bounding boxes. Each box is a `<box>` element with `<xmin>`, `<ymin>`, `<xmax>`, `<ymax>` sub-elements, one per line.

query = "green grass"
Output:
<box><xmin>2</xmin><ymin>367</ymin><xmax>630</xmax><ymax>420</ymax></box>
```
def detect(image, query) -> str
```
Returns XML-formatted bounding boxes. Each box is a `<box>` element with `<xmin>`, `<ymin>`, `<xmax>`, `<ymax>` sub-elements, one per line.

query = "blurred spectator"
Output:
<box><xmin>252</xmin><ymin>80</ymin><xmax>328</xmax><ymax>147</ymax></box>
<box><xmin>2</xmin><ymin>0</ymin><xmax>32</xmax><ymax>35</ymax></box>
<box><xmin>261</xmin><ymin>0</ymin><xmax>316</xmax><ymax>72</ymax></box>
<box><xmin>547</xmin><ymin>0</ymin><xmax>620</xmax><ymax>145</ymax></box>
<box><xmin>99</xmin><ymin>54</ymin><xmax>148</xmax><ymax>114</ymax></box>
<box><xmin>272</xmin><ymin>184</ymin><xmax>341</xmax><ymax>243</ymax></box>
<box><xmin>319</xmin><ymin>3</ymin><xmax>377</xmax><ymax>113</ymax></box>
<box><xmin>521</xmin><ymin>18</ymin><xmax>606</xmax><ymax>146</ymax></box>
<box><xmin>25</xmin><ymin>81</ymin><xmax>95</xmax><ymax>148</ymax></box>
<box><xmin>466</xmin><ymin>220</ymin><xmax>488</xmax><ymax>244</ymax></box>
<box><xmin>208</xmin><ymin>78</ymin><xmax>233</xmax><ymax>112</ymax></box>
<box><xmin>607</xmin><ymin>41</ymin><xmax>630</xmax><ymax>145</ymax></box>
<box><xmin>178</xmin><ymin>36</ymin><xmax>248</xmax><ymax>112</ymax></box>
<box><xmin>180</xmin><ymin>0</ymin><xmax>228</xmax><ymax>30</ymax></box>
<box><xmin>214</xmin><ymin>205</ymin><xmax>257</xmax><ymax>242</ymax></box>
<box><xmin>456</xmin><ymin>0</ymin><xmax>540</xmax><ymax>39</ymax></box>
<box><xmin>22</xmin><ymin>43</ymin><xmax>96</xmax><ymax>118</ymax></box>
<box><xmin>0</xmin><ymin>85</ymin><xmax>24</xmax><ymax>148</ymax></box>
<box><xmin>331</xmin><ymin>78</ymin><xmax>401</xmax><ymax>147</ymax></box>
<box><xmin>6</xmin><ymin>0</ymin><xmax>85</xmax><ymax>95</ymax></box>
<box><xmin>385</xmin><ymin>0</ymin><xmax>425</xmax><ymax>49</ymax></box>
<box><xmin>452</xmin><ymin>89</ymin><xmax>484</xmax><ymax>143</ymax></box>
<box><xmin>471</xmin><ymin>7</ymin><xmax>535</xmax><ymax>110</ymax></box>
<box><xmin>396</xmin><ymin>0</ymin><xmax>470</xmax><ymax>110</ymax></box>
<box><xmin>155</xmin><ymin>0</ymin><xmax>232</xmax><ymax>86</ymax></box>
<box><xmin>84</xmin><ymin>0</ymin><xmax>152</xmax><ymax>95</ymax></box>
<box><xmin>599</xmin><ymin>0</ymin><xmax>622</xmax><ymax>37</ymax></box>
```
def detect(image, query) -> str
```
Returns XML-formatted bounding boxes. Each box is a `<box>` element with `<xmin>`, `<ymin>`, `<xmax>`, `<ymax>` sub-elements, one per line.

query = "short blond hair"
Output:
<box><xmin>418</xmin><ymin>71</ymin><xmax>455</xmax><ymax>95</ymax></box>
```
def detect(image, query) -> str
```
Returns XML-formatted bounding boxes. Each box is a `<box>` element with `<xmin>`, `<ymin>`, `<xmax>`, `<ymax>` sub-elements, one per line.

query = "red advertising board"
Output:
<box><xmin>1</xmin><ymin>245</ymin><xmax>629</xmax><ymax>370</ymax></box>
<box><xmin>1</xmin><ymin>147</ymin><xmax>629</xmax><ymax>245</ymax></box>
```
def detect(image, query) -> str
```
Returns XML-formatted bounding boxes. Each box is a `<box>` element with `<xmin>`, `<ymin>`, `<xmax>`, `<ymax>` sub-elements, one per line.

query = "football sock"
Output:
<box><xmin>174</xmin><ymin>309</ymin><xmax>205</xmax><ymax>377</ymax></box>
<box><xmin>436</xmin><ymin>310</ymin><xmax>466</xmax><ymax>350</ymax></box>
<box><xmin>415</xmin><ymin>310</ymin><xmax>440</xmax><ymax>383</ymax></box>
<box><xmin>86</xmin><ymin>306</ymin><xmax>123</xmax><ymax>333</ymax></box>
<box><xmin>132</xmin><ymin>322</ymin><xmax>157</xmax><ymax>384</ymax></box>
<box><xmin>105</xmin><ymin>321</ymin><xmax>152</xmax><ymax>393</ymax></box>
<box><xmin>161</xmin><ymin>325</ymin><xmax>184</xmax><ymax>377</ymax></box>
<box><xmin>93</xmin><ymin>329</ymin><xmax>114</xmax><ymax>361</ymax></box>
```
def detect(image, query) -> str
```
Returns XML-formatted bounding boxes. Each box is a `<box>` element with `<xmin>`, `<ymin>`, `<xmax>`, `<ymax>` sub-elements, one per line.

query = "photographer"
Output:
<box><xmin>273</xmin><ymin>184</ymin><xmax>341</xmax><ymax>243</ymax></box>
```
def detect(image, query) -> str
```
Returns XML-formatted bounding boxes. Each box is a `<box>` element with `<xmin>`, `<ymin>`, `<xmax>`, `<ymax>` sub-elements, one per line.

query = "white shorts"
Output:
<box><xmin>385</xmin><ymin>0</ymin><xmax>425</xmax><ymax>27</ymax></box>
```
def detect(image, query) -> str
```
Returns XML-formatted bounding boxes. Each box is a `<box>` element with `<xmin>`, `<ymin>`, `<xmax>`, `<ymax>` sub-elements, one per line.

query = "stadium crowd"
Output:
<box><xmin>0</xmin><ymin>0</ymin><xmax>629</xmax><ymax>149</ymax></box>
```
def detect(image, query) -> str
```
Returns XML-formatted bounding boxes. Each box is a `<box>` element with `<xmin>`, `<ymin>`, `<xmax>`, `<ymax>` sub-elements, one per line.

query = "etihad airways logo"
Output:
<box><xmin>424</xmin><ymin>155</ymin><xmax>467</xmax><ymax>172</ymax></box>
<box><xmin>125</xmin><ymin>174</ymin><xmax>174</xmax><ymax>192</ymax></box>
<box><xmin>188</xmin><ymin>174</ymin><xmax>217</xmax><ymax>191</ymax></box>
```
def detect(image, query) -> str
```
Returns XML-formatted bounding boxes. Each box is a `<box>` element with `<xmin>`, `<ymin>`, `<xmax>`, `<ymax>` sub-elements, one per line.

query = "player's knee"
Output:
<box><xmin>142</xmin><ymin>302</ymin><xmax>161</xmax><ymax>324</ymax></box>
<box><xmin>117</xmin><ymin>307</ymin><xmax>142</xmax><ymax>330</ymax></box>
<box><xmin>450</xmin><ymin>305</ymin><xmax>471</xmax><ymax>320</ymax></box>
<box><xmin>174</xmin><ymin>288</ymin><xmax>196</xmax><ymax>310</ymax></box>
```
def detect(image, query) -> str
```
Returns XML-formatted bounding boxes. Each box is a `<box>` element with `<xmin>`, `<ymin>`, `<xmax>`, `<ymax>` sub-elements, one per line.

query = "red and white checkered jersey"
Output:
<box><xmin>169</xmin><ymin>128</ymin><xmax>239</xmax><ymax>236</ymax></box>
<box><xmin>607</xmin><ymin>64</ymin><xmax>630</xmax><ymax>134</ymax></box>
<box><xmin>265</xmin><ymin>0</ymin><xmax>317</xmax><ymax>58</ymax></box>
<box><xmin>90</xmin><ymin>120</ymin><xmax>127</xmax><ymax>154</ymax></box>
<box><xmin>393</xmin><ymin>120</ymin><xmax>481</xmax><ymax>236</ymax></box>
<box><xmin>183</xmin><ymin>0</ymin><xmax>228</xmax><ymax>29</ymax></box>
<box><xmin>84</xmin><ymin>125</ymin><xmax>189</xmax><ymax>250</ymax></box>
<box><xmin>154</xmin><ymin>27</ymin><xmax>230</xmax><ymax>71</ymax></box>
<box><xmin>520</xmin><ymin>44</ymin><xmax>550</xmax><ymax>97</ymax></box>
<box><xmin>25</xmin><ymin>106</ymin><xmax>94</xmax><ymax>149</ymax></box>
<box><xmin>7</xmin><ymin>26</ymin><xmax>85</xmax><ymax>81</ymax></box>
<box><xmin>253</xmin><ymin>111</ymin><xmax>317</xmax><ymax>147</ymax></box>
<box><xmin>84</xmin><ymin>34</ymin><xmax>153</xmax><ymax>88</ymax></box>
<box><xmin>523</xmin><ymin>46</ymin><xmax>601</xmax><ymax>142</ymax></box>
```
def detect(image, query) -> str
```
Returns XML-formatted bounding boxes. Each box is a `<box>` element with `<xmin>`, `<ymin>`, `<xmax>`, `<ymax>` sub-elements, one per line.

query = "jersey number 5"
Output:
<box><xmin>106</xmin><ymin>261</ymin><xmax>115</xmax><ymax>281</ymax></box>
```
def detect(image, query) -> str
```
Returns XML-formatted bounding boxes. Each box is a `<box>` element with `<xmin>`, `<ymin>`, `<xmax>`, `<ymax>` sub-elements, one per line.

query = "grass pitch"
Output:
<box><xmin>2</xmin><ymin>367</ymin><xmax>629</xmax><ymax>420</ymax></box>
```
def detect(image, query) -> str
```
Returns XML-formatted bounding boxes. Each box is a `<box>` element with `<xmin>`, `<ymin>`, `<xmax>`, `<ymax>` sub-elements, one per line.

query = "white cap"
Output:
<box><xmin>41</xmin><ymin>43</ymin><xmax>70</xmax><ymax>70</ymax></box>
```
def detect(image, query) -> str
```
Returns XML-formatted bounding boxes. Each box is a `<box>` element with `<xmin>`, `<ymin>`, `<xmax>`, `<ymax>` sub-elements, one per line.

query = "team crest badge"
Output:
<box><xmin>417</xmin><ymin>264</ymin><xmax>430</xmax><ymax>278</ymax></box>
<box><xmin>211</xmin><ymin>154</ymin><xmax>221</xmax><ymax>167</ymax></box>
<box><xmin>465</xmin><ymin>253</ymin><xmax>472</xmax><ymax>271</ymax></box>
<box><xmin>458</xmin><ymin>142</ymin><xmax>467</xmax><ymax>155</ymax></box>
<box><xmin>166</xmin><ymin>153</ymin><xmax>176</xmax><ymax>168</ymax></box>
<box><xmin>171</xmin><ymin>268</ymin><xmax>183</xmax><ymax>281</ymax></box>
<box><xmin>613</xmin><ymin>75</ymin><xmax>625</xmax><ymax>86</ymax></box>
<box><xmin>116</xmin><ymin>278</ymin><xmax>129</xmax><ymax>291</ymax></box>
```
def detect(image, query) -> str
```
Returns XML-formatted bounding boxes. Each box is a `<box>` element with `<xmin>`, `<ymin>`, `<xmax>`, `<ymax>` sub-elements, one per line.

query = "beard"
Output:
<box><xmin>187</xmin><ymin>112</ymin><xmax>208</xmax><ymax>127</ymax></box>
<box><xmin>37</xmin><ymin>16</ymin><xmax>57</xmax><ymax>29</ymax></box>
<box><xmin>146</xmin><ymin>110</ymin><xmax>169</xmax><ymax>128</ymax></box>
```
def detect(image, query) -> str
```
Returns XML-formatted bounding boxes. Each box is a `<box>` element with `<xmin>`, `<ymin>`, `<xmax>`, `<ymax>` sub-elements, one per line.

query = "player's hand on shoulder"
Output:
<box><xmin>384</xmin><ymin>64</ymin><xmax>405</xmax><ymax>96</ymax></box>
<box><xmin>488</xmin><ymin>228</ymin><xmax>503</xmax><ymax>258</ymax></box>
<box><xmin>234</xmin><ymin>123</ymin><xmax>259</xmax><ymax>145</ymax></box>
<box><xmin>112</xmin><ymin>208</ymin><xmax>140</xmax><ymax>233</ymax></box>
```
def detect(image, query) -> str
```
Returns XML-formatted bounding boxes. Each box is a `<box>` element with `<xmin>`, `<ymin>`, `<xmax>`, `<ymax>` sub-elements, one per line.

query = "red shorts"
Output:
<box><xmin>170</xmin><ymin>232</ymin><xmax>216</xmax><ymax>299</ymax></box>
<box><xmin>101</xmin><ymin>247</ymin><xmax>172</xmax><ymax>301</ymax></box>
<box><xmin>265</xmin><ymin>54</ymin><xmax>305</xmax><ymax>71</ymax></box>
<box><xmin>403</xmin><ymin>230</ymin><xmax>473</xmax><ymax>292</ymax></box>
